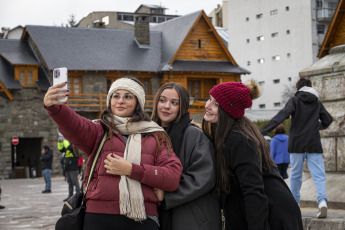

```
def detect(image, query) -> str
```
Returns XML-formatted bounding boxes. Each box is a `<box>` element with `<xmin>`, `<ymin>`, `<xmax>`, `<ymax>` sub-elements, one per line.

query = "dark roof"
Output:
<box><xmin>151</xmin><ymin>11</ymin><xmax>201</xmax><ymax>66</ymax></box>
<box><xmin>25</xmin><ymin>25</ymin><xmax>162</xmax><ymax>72</ymax></box>
<box><xmin>0</xmin><ymin>39</ymin><xmax>38</xmax><ymax>65</ymax></box>
<box><xmin>163</xmin><ymin>60</ymin><xmax>250</xmax><ymax>74</ymax></box>
<box><xmin>0</xmin><ymin>57</ymin><xmax>21</xmax><ymax>89</ymax></box>
<box><xmin>35</xmin><ymin>67</ymin><xmax>51</xmax><ymax>90</ymax></box>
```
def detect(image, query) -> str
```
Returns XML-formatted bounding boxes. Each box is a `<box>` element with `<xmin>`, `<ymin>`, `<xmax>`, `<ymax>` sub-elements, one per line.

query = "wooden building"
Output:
<box><xmin>0</xmin><ymin>10</ymin><xmax>248</xmax><ymax>178</ymax></box>
<box><xmin>318</xmin><ymin>0</ymin><xmax>345</xmax><ymax>58</ymax></box>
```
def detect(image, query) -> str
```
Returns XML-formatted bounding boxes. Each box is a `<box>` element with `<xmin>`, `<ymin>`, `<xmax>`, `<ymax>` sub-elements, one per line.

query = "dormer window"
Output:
<box><xmin>15</xmin><ymin>66</ymin><xmax>38</xmax><ymax>87</ymax></box>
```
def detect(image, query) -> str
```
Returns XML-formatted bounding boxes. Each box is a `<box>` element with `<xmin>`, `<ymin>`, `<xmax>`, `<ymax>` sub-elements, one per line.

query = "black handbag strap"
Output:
<box><xmin>81</xmin><ymin>126</ymin><xmax>108</xmax><ymax>204</ymax></box>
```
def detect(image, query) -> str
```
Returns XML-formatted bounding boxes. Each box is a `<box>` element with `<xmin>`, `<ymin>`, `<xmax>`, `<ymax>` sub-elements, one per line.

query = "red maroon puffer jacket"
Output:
<box><xmin>46</xmin><ymin>104</ymin><xmax>183</xmax><ymax>216</ymax></box>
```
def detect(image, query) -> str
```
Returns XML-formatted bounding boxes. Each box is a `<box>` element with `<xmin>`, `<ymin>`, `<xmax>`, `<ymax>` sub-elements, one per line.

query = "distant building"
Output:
<box><xmin>0</xmin><ymin>10</ymin><xmax>248</xmax><ymax>179</ymax></box>
<box><xmin>227</xmin><ymin>0</ymin><xmax>338</xmax><ymax>120</ymax></box>
<box><xmin>77</xmin><ymin>4</ymin><xmax>179</xmax><ymax>29</ymax></box>
<box><xmin>208</xmin><ymin>0</ymin><xmax>228</xmax><ymax>29</ymax></box>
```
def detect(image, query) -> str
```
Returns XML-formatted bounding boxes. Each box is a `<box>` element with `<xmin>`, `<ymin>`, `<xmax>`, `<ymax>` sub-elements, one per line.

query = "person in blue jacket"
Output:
<box><xmin>270</xmin><ymin>124</ymin><xmax>290</xmax><ymax>179</ymax></box>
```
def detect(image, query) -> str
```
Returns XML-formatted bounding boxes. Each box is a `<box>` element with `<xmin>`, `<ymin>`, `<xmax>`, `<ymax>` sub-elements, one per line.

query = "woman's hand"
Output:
<box><xmin>104</xmin><ymin>153</ymin><xmax>132</xmax><ymax>176</ymax></box>
<box><xmin>43</xmin><ymin>82</ymin><xmax>69</xmax><ymax>107</ymax></box>
<box><xmin>154</xmin><ymin>188</ymin><xmax>164</xmax><ymax>201</ymax></box>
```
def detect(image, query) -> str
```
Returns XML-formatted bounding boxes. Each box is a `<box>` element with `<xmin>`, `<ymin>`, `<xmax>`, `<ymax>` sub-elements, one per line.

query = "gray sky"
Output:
<box><xmin>0</xmin><ymin>0</ymin><xmax>223</xmax><ymax>29</ymax></box>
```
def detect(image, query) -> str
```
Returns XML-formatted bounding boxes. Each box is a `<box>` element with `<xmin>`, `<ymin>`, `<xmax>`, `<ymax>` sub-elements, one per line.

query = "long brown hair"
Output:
<box><xmin>202</xmin><ymin>81</ymin><xmax>275</xmax><ymax>194</ymax></box>
<box><xmin>151</xmin><ymin>82</ymin><xmax>190</xmax><ymax>125</ymax></box>
<box><xmin>101</xmin><ymin>76</ymin><xmax>172</xmax><ymax>152</ymax></box>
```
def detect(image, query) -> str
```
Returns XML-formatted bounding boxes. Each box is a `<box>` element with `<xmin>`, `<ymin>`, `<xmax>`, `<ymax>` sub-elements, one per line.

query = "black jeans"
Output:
<box><xmin>83</xmin><ymin>213</ymin><xmax>159</xmax><ymax>230</ymax></box>
<box><xmin>277</xmin><ymin>163</ymin><xmax>289</xmax><ymax>179</ymax></box>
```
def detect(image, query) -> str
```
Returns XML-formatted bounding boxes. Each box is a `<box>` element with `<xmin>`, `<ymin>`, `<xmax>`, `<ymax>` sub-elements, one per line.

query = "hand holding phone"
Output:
<box><xmin>53</xmin><ymin>67</ymin><xmax>68</xmax><ymax>102</ymax></box>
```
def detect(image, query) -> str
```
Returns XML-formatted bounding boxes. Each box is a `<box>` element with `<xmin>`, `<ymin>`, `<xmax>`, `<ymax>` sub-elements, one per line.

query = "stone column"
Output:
<box><xmin>300</xmin><ymin>45</ymin><xmax>345</xmax><ymax>172</ymax></box>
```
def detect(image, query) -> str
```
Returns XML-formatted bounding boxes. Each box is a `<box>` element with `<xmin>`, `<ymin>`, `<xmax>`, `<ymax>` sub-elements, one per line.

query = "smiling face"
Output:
<box><xmin>157</xmin><ymin>88</ymin><xmax>180</xmax><ymax>127</ymax></box>
<box><xmin>110</xmin><ymin>89</ymin><xmax>137</xmax><ymax>117</ymax></box>
<box><xmin>204</xmin><ymin>95</ymin><xmax>219</xmax><ymax>123</ymax></box>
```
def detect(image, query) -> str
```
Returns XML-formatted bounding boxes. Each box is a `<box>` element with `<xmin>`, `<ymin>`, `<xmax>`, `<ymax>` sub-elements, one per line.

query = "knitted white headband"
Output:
<box><xmin>106</xmin><ymin>78</ymin><xmax>145</xmax><ymax>110</ymax></box>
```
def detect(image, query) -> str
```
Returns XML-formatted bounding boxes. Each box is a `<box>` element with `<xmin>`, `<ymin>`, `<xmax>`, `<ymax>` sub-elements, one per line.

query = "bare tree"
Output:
<box><xmin>61</xmin><ymin>14</ymin><xmax>77</xmax><ymax>27</ymax></box>
<box><xmin>281</xmin><ymin>81</ymin><xmax>296</xmax><ymax>105</ymax></box>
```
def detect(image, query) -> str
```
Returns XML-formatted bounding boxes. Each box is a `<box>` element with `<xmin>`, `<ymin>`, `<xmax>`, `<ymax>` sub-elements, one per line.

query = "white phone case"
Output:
<box><xmin>53</xmin><ymin>67</ymin><xmax>68</xmax><ymax>102</ymax></box>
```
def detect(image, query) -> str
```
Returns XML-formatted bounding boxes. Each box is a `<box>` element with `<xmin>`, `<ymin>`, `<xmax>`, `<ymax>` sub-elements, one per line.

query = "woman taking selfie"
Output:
<box><xmin>44</xmin><ymin>77</ymin><xmax>183</xmax><ymax>230</ymax></box>
<box><xmin>151</xmin><ymin>82</ymin><xmax>221</xmax><ymax>230</ymax></box>
<box><xmin>202</xmin><ymin>81</ymin><xmax>303</xmax><ymax>230</ymax></box>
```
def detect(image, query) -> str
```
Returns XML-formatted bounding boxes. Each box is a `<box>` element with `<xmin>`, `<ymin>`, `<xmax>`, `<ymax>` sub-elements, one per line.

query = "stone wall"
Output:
<box><xmin>300</xmin><ymin>45</ymin><xmax>345</xmax><ymax>172</ymax></box>
<box><xmin>0</xmin><ymin>88</ymin><xmax>60</xmax><ymax>179</ymax></box>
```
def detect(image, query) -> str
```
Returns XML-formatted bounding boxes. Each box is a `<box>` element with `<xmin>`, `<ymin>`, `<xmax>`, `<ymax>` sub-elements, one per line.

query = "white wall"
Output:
<box><xmin>228</xmin><ymin>0</ymin><xmax>315</xmax><ymax>119</ymax></box>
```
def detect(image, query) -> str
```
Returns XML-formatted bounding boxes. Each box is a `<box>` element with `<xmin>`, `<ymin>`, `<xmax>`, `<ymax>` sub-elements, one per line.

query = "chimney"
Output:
<box><xmin>134</xmin><ymin>15</ymin><xmax>150</xmax><ymax>46</ymax></box>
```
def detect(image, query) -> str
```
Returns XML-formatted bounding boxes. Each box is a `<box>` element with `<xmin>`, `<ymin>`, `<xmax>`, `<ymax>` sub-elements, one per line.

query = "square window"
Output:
<box><xmin>256</xmin><ymin>14</ymin><xmax>263</xmax><ymax>19</ymax></box>
<box><xmin>246</xmin><ymin>38</ymin><xmax>250</xmax><ymax>43</ymax></box>
<box><xmin>257</xmin><ymin>36</ymin><xmax>264</xmax><ymax>41</ymax></box>
<box><xmin>270</xmin><ymin>9</ymin><xmax>278</xmax><ymax>15</ymax></box>
<box><xmin>247</xmin><ymin>61</ymin><xmax>251</xmax><ymax>66</ymax></box>
<box><xmin>272</xmin><ymin>55</ymin><xmax>280</xmax><ymax>61</ymax></box>
<box><xmin>273</xmin><ymin>79</ymin><xmax>280</xmax><ymax>84</ymax></box>
<box><xmin>287</xmin><ymin>53</ymin><xmax>291</xmax><ymax>58</ymax></box>
<box><xmin>259</xmin><ymin>104</ymin><xmax>266</xmax><ymax>109</ymax></box>
<box><xmin>286</xmin><ymin>6</ymin><xmax>289</xmax><ymax>11</ymax></box>
<box><xmin>258</xmin><ymin>58</ymin><xmax>265</xmax><ymax>64</ymax></box>
<box><xmin>246</xmin><ymin>17</ymin><xmax>249</xmax><ymax>21</ymax></box>
<box><xmin>286</xmin><ymin>30</ymin><xmax>290</xmax><ymax>34</ymax></box>
<box><xmin>288</xmin><ymin>77</ymin><xmax>292</xmax><ymax>81</ymax></box>
<box><xmin>317</xmin><ymin>25</ymin><xmax>325</xmax><ymax>34</ymax></box>
<box><xmin>271</xmin><ymin>32</ymin><xmax>278</xmax><ymax>38</ymax></box>
<box><xmin>274</xmin><ymin>102</ymin><xmax>281</xmax><ymax>107</ymax></box>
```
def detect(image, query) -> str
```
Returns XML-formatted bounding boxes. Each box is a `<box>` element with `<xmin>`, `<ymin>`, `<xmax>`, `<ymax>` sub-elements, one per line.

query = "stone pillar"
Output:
<box><xmin>300</xmin><ymin>45</ymin><xmax>345</xmax><ymax>172</ymax></box>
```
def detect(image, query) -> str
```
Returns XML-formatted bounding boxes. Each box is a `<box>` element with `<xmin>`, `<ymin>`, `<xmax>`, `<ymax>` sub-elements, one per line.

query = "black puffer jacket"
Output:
<box><xmin>261</xmin><ymin>87</ymin><xmax>333</xmax><ymax>153</ymax></box>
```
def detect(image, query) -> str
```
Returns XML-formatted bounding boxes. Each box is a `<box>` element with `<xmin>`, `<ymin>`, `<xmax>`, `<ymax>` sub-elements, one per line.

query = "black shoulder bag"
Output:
<box><xmin>55</xmin><ymin>130</ymin><xmax>107</xmax><ymax>230</ymax></box>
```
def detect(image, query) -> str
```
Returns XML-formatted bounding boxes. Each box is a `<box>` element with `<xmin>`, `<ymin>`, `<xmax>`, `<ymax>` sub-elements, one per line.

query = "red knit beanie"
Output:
<box><xmin>209</xmin><ymin>82</ymin><xmax>252</xmax><ymax>119</ymax></box>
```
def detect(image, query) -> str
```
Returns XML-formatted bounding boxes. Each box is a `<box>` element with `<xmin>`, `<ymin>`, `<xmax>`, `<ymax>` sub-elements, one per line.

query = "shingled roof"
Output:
<box><xmin>24</xmin><ymin>25</ymin><xmax>162</xmax><ymax>72</ymax></box>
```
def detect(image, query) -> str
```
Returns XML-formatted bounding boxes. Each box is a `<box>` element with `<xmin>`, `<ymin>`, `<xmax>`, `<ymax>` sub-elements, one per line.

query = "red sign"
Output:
<box><xmin>12</xmin><ymin>136</ymin><xmax>19</xmax><ymax>145</ymax></box>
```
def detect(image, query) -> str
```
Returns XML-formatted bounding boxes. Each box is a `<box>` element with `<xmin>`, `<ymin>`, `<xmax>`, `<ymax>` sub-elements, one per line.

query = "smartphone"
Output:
<box><xmin>53</xmin><ymin>67</ymin><xmax>68</xmax><ymax>102</ymax></box>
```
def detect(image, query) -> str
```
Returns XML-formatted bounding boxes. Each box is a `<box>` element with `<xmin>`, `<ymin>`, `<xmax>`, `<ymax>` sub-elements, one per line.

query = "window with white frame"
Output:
<box><xmin>270</xmin><ymin>9</ymin><xmax>278</xmax><ymax>15</ymax></box>
<box><xmin>257</xmin><ymin>35</ymin><xmax>264</xmax><ymax>41</ymax></box>
<box><xmin>272</xmin><ymin>55</ymin><xmax>280</xmax><ymax>61</ymax></box>
<box><xmin>258</xmin><ymin>58</ymin><xmax>265</xmax><ymax>64</ymax></box>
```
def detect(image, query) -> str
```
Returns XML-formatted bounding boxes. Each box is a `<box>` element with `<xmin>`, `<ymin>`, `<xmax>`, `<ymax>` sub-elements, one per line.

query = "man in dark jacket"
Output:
<box><xmin>261</xmin><ymin>78</ymin><xmax>333</xmax><ymax>218</ymax></box>
<box><xmin>40</xmin><ymin>145</ymin><xmax>53</xmax><ymax>193</ymax></box>
<box><xmin>58</xmin><ymin>137</ymin><xmax>80</xmax><ymax>201</ymax></box>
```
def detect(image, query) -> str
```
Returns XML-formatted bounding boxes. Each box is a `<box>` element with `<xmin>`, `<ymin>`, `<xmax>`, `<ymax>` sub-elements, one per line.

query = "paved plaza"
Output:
<box><xmin>0</xmin><ymin>175</ymin><xmax>345</xmax><ymax>230</ymax></box>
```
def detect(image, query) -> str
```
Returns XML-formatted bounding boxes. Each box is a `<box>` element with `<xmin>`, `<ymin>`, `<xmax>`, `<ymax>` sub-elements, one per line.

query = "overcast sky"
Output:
<box><xmin>0</xmin><ymin>0</ymin><xmax>223</xmax><ymax>29</ymax></box>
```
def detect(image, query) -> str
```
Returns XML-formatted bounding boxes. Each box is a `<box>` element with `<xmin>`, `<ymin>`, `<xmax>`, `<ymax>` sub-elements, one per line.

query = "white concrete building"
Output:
<box><xmin>227</xmin><ymin>0</ymin><xmax>338</xmax><ymax>120</ymax></box>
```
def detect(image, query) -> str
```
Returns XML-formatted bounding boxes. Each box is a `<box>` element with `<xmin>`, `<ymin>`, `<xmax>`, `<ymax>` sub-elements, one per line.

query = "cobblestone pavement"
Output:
<box><xmin>0</xmin><ymin>177</ymin><xmax>71</xmax><ymax>230</ymax></box>
<box><xmin>0</xmin><ymin>177</ymin><xmax>345</xmax><ymax>230</ymax></box>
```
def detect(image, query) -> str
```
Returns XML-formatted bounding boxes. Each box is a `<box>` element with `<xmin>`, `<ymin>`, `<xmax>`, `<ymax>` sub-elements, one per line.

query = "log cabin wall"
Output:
<box><xmin>174</xmin><ymin>17</ymin><xmax>229</xmax><ymax>61</ymax></box>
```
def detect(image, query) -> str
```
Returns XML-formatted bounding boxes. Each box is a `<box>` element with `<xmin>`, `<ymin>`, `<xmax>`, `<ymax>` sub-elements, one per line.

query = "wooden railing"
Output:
<box><xmin>67</xmin><ymin>94</ymin><xmax>206</xmax><ymax>114</ymax></box>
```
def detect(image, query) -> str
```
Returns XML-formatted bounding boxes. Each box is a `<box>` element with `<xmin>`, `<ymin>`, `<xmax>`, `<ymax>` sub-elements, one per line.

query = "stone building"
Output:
<box><xmin>0</xmin><ymin>11</ymin><xmax>248</xmax><ymax>179</ymax></box>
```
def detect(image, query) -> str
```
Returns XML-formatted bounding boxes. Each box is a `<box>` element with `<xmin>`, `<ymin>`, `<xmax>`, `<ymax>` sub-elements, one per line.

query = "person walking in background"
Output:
<box><xmin>261</xmin><ymin>78</ymin><xmax>333</xmax><ymax>218</ymax></box>
<box><xmin>202</xmin><ymin>81</ymin><xmax>303</xmax><ymax>230</ymax></box>
<box><xmin>270</xmin><ymin>124</ymin><xmax>290</xmax><ymax>179</ymax></box>
<box><xmin>151</xmin><ymin>82</ymin><xmax>221</xmax><ymax>230</ymax></box>
<box><xmin>58</xmin><ymin>137</ymin><xmax>80</xmax><ymax>201</ymax></box>
<box><xmin>44</xmin><ymin>76</ymin><xmax>182</xmax><ymax>230</ymax></box>
<box><xmin>40</xmin><ymin>145</ymin><xmax>53</xmax><ymax>193</ymax></box>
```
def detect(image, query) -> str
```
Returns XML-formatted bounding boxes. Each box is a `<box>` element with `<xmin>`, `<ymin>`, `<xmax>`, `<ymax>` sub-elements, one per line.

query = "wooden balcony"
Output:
<box><xmin>67</xmin><ymin>94</ymin><xmax>205</xmax><ymax>115</ymax></box>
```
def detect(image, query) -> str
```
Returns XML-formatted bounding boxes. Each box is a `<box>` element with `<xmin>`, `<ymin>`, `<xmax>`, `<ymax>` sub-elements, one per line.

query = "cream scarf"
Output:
<box><xmin>113</xmin><ymin>115</ymin><xmax>164</xmax><ymax>221</ymax></box>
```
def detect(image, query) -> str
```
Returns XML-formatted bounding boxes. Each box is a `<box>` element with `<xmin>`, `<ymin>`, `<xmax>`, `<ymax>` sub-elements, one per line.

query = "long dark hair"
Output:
<box><xmin>151</xmin><ymin>82</ymin><xmax>190</xmax><ymax>125</ymax></box>
<box><xmin>202</xmin><ymin>106</ymin><xmax>275</xmax><ymax>194</ymax></box>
